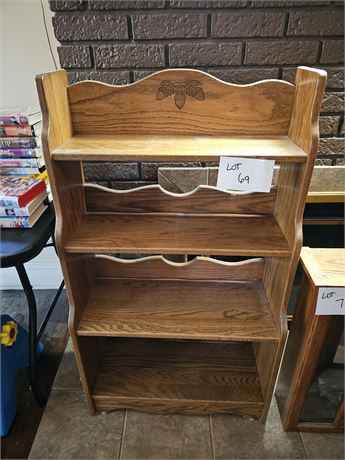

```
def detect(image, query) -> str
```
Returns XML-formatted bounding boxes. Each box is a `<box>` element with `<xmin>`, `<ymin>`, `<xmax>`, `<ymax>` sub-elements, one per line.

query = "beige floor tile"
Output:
<box><xmin>53</xmin><ymin>339</ymin><xmax>82</xmax><ymax>390</ymax></box>
<box><xmin>211</xmin><ymin>399</ymin><xmax>307</xmax><ymax>459</ymax></box>
<box><xmin>300</xmin><ymin>431</ymin><xmax>344</xmax><ymax>459</ymax></box>
<box><xmin>121</xmin><ymin>410</ymin><xmax>213</xmax><ymax>459</ymax></box>
<box><xmin>29</xmin><ymin>390</ymin><xmax>125</xmax><ymax>459</ymax></box>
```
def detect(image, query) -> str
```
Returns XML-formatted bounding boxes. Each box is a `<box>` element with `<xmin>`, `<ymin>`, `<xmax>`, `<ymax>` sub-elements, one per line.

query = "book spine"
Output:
<box><xmin>0</xmin><ymin>126</ymin><xmax>33</xmax><ymax>137</ymax></box>
<box><xmin>0</xmin><ymin>115</ymin><xmax>29</xmax><ymax>127</ymax></box>
<box><xmin>0</xmin><ymin>196</ymin><xmax>20</xmax><ymax>207</ymax></box>
<box><xmin>0</xmin><ymin>167</ymin><xmax>43</xmax><ymax>175</ymax></box>
<box><xmin>0</xmin><ymin>148</ymin><xmax>41</xmax><ymax>158</ymax></box>
<box><xmin>0</xmin><ymin>138</ymin><xmax>38</xmax><ymax>148</ymax></box>
<box><xmin>0</xmin><ymin>206</ymin><xmax>30</xmax><ymax>217</ymax></box>
<box><xmin>0</xmin><ymin>216</ymin><xmax>30</xmax><ymax>228</ymax></box>
<box><xmin>0</xmin><ymin>158</ymin><xmax>41</xmax><ymax>167</ymax></box>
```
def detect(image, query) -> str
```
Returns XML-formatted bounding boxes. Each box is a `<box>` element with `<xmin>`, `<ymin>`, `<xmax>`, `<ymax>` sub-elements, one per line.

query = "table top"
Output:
<box><xmin>300</xmin><ymin>247</ymin><xmax>345</xmax><ymax>287</ymax></box>
<box><xmin>0</xmin><ymin>203</ymin><xmax>55</xmax><ymax>268</ymax></box>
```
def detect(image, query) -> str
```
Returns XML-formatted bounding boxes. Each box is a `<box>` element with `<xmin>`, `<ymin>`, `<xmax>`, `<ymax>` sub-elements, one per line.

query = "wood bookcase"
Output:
<box><xmin>36</xmin><ymin>67</ymin><xmax>326</xmax><ymax>422</ymax></box>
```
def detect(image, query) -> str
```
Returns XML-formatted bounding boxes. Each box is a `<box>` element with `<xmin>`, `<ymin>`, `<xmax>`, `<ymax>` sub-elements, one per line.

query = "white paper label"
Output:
<box><xmin>216</xmin><ymin>157</ymin><xmax>275</xmax><ymax>192</ymax></box>
<box><xmin>315</xmin><ymin>287</ymin><xmax>345</xmax><ymax>315</ymax></box>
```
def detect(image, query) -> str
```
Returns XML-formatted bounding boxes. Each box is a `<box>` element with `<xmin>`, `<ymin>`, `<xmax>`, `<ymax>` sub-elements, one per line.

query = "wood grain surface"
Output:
<box><xmin>68</xmin><ymin>69</ymin><xmax>294</xmax><ymax>136</ymax></box>
<box><xmin>95</xmin><ymin>254</ymin><xmax>265</xmax><ymax>281</ymax></box>
<box><xmin>65</xmin><ymin>214</ymin><xmax>291</xmax><ymax>256</ymax></box>
<box><xmin>36</xmin><ymin>66</ymin><xmax>326</xmax><ymax>420</ymax></box>
<box><xmin>76</xmin><ymin>279</ymin><xmax>278</xmax><ymax>341</ymax></box>
<box><xmin>52</xmin><ymin>134</ymin><xmax>307</xmax><ymax>162</ymax></box>
<box><xmin>85</xmin><ymin>184</ymin><xmax>277</xmax><ymax>215</ymax></box>
<box><xmin>92</xmin><ymin>338</ymin><xmax>264</xmax><ymax>417</ymax></box>
<box><xmin>300</xmin><ymin>247</ymin><xmax>345</xmax><ymax>287</ymax></box>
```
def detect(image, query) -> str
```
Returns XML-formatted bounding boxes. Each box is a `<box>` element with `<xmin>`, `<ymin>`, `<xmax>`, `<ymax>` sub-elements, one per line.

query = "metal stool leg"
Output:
<box><xmin>15</xmin><ymin>264</ymin><xmax>46</xmax><ymax>406</ymax></box>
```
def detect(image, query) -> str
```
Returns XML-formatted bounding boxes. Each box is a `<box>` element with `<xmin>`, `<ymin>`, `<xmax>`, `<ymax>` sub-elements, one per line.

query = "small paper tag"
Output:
<box><xmin>216</xmin><ymin>157</ymin><xmax>275</xmax><ymax>192</ymax></box>
<box><xmin>315</xmin><ymin>287</ymin><xmax>345</xmax><ymax>315</ymax></box>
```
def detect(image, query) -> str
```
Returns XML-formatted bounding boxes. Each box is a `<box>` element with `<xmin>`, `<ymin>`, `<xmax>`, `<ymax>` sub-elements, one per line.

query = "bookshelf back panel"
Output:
<box><xmin>84</xmin><ymin>184</ymin><xmax>277</xmax><ymax>215</ymax></box>
<box><xmin>68</xmin><ymin>69</ymin><xmax>294</xmax><ymax>136</ymax></box>
<box><xmin>94</xmin><ymin>254</ymin><xmax>265</xmax><ymax>282</ymax></box>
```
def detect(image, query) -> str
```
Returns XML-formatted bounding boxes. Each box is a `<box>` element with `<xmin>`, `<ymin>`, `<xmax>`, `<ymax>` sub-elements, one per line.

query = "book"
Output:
<box><xmin>0</xmin><ymin>202</ymin><xmax>47</xmax><ymax>228</ymax></box>
<box><xmin>0</xmin><ymin>157</ymin><xmax>44</xmax><ymax>168</ymax></box>
<box><xmin>0</xmin><ymin>191</ymin><xmax>47</xmax><ymax>216</ymax></box>
<box><xmin>0</xmin><ymin>148</ymin><xmax>41</xmax><ymax>158</ymax></box>
<box><xmin>0</xmin><ymin>107</ymin><xmax>41</xmax><ymax>127</ymax></box>
<box><xmin>0</xmin><ymin>177</ymin><xmax>46</xmax><ymax>207</ymax></box>
<box><xmin>0</xmin><ymin>166</ymin><xmax>45</xmax><ymax>176</ymax></box>
<box><xmin>0</xmin><ymin>121</ymin><xmax>42</xmax><ymax>138</ymax></box>
<box><xmin>0</xmin><ymin>137</ymin><xmax>40</xmax><ymax>149</ymax></box>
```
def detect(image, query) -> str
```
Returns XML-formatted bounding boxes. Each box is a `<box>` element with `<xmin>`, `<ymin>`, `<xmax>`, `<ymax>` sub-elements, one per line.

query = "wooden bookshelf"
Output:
<box><xmin>36</xmin><ymin>66</ymin><xmax>326</xmax><ymax>422</ymax></box>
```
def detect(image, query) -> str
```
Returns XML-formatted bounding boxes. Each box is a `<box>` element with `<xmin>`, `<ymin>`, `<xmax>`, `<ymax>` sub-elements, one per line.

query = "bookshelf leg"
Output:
<box><xmin>15</xmin><ymin>264</ymin><xmax>46</xmax><ymax>406</ymax></box>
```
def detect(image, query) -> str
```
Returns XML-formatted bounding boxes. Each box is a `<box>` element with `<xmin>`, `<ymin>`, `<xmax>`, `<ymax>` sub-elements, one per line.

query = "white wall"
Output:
<box><xmin>0</xmin><ymin>0</ymin><xmax>60</xmax><ymax>106</ymax></box>
<box><xmin>0</xmin><ymin>0</ymin><xmax>62</xmax><ymax>288</ymax></box>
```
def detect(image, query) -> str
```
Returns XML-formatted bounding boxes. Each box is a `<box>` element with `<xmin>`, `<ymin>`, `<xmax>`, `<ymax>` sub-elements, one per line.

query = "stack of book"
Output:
<box><xmin>0</xmin><ymin>177</ymin><xmax>48</xmax><ymax>228</ymax></box>
<box><xmin>0</xmin><ymin>107</ymin><xmax>51</xmax><ymax>228</ymax></box>
<box><xmin>0</xmin><ymin>107</ymin><xmax>51</xmax><ymax>200</ymax></box>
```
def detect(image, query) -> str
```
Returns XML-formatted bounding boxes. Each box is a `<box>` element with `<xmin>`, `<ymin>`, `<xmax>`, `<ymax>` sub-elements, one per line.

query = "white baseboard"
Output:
<box><xmin>0</xmin><ymin>245</ymin><xmax>63</xmax><ymax>289</ymax></box>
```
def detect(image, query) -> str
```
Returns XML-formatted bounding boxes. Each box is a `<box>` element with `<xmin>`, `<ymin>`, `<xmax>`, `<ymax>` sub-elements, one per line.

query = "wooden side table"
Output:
<box><xmin>276</xmin><ymin>247</ymin><xmax>344</xmax><ymax>432</ymax></box>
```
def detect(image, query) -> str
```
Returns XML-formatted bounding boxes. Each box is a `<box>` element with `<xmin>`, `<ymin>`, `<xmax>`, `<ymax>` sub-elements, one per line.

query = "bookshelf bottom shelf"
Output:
<box><xmin>90</xmin><ymin>338</ymin><xmax>265</xmax><ymax>418</ymax></box>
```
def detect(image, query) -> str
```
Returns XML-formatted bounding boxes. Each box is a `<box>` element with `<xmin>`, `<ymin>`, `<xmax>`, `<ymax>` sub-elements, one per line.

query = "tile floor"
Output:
<box><xmin>29</xmin><ymin>340</ymin><xmax>344</xmax><ymax>460</ymax></box>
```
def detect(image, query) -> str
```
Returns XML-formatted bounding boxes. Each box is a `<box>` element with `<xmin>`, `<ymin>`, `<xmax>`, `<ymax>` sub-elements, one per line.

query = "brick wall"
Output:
<box><xmin>49</xmin><ymin>0</ymin><xmax>344</xmax><ymax>189</ymax></box>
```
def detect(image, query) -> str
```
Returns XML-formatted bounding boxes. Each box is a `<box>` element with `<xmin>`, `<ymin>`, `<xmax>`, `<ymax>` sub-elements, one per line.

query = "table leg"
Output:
<box><xmin>15</xmin><ymin>264</ymin><xmax>46</xmax><ymax>406</ymax></box>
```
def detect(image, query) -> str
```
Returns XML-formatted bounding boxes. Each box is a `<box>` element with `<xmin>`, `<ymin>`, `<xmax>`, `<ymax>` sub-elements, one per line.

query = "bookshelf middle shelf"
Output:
<box><xmin>76</xmin><ymin>277</ymin><xmax>279</xmax><ymax>341</ymax></box>
<box><xmin>64</xmin><ymin>213</ymin><xmax>291</xmax><ymax>256</ymax></box>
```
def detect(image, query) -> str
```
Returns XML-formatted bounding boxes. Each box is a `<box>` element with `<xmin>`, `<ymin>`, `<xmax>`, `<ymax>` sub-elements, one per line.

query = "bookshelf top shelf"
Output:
<box><xmin>51</xmin><ymin>134</ymin><xmax>307</xmax><ymax>163</ymax></box>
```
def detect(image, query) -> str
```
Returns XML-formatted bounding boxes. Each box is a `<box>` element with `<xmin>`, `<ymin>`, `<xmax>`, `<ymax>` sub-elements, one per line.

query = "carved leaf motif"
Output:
<box><xmin>156</xmin><ymin>80</ymin><xmax>174</xmax><ymax>100</ymax></box>
<box><xmin>174</xmin><ymin>92</ymin><xmax>186</xmax><ymax>109</ymax></box>
<box><xmin>188</xmin><ymin>80</ymin><xmax>201</xmax><ymax>87</ymax></box>
<box><xmin>190</xmin><ymin>86</ymin><xmax>205</xmax><ymax>101</ymax></box>
<box><xmin>156</xmin><ymin>89</ymin><xmax>168</xmax><ymax>100</ymax></box>
<box><xmin>156</xmin><ymin>80</ymin><xmax>204</xmax><ymax>108</ymax></box>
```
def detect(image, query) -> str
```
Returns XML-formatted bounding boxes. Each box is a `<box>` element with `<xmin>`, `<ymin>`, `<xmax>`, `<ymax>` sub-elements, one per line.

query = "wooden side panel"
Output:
<box><xmin>68</xmin><ymin>69</ymin><xmax>294</xmax><ymax>136</ymax></box>
<box><xmin>95</xmin><ymin>255</ymin><xmax>265</xmax><ymax>281</ymax></box>
<box><xmin>36</xmin><ymin>71</ymin><xmax>95</xmax><ymax>413</ymax></box>
<box><xmin>264</xmin><ymin>67</ymin><xmax>327</xmax><ymax>321</ymax></box>
<box><xmin>85</xmin><ymin>184</ymin><xmax>277</xmax><ymax>215</ymax></box>
<box><xmin>259</xmin><ymin>67</ymin><xmax>327</xmax><ymax>422</ymax></box>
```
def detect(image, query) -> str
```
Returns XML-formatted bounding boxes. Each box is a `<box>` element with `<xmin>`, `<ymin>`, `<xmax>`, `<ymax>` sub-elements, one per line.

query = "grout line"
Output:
<box><xmin>209</xmin><ymin>415</ymin><xmax>216</xmax><ymax>460</ymax></box>
<box><xmin>118</xmin><ymin>409</ymin><xmax>128</xmax><ymax>460</ymax></box>
<box><xmin>298</xmin><ymin>431</ymin><xmax>310</xmax><ymax>459</ymax></box>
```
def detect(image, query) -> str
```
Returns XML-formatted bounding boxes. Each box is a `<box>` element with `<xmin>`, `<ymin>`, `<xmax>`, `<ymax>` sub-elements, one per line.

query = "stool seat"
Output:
<box><xmin>0</xmin><ymin>204</ymin><xmax>55</xmax><ymax>268</ymax></box>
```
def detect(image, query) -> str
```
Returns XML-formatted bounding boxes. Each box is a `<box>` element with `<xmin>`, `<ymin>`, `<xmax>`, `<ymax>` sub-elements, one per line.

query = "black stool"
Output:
<box><xmin>0</xmin><ymin>203</ymin><xmax>64</xmax><ymax>405</ymax></box>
